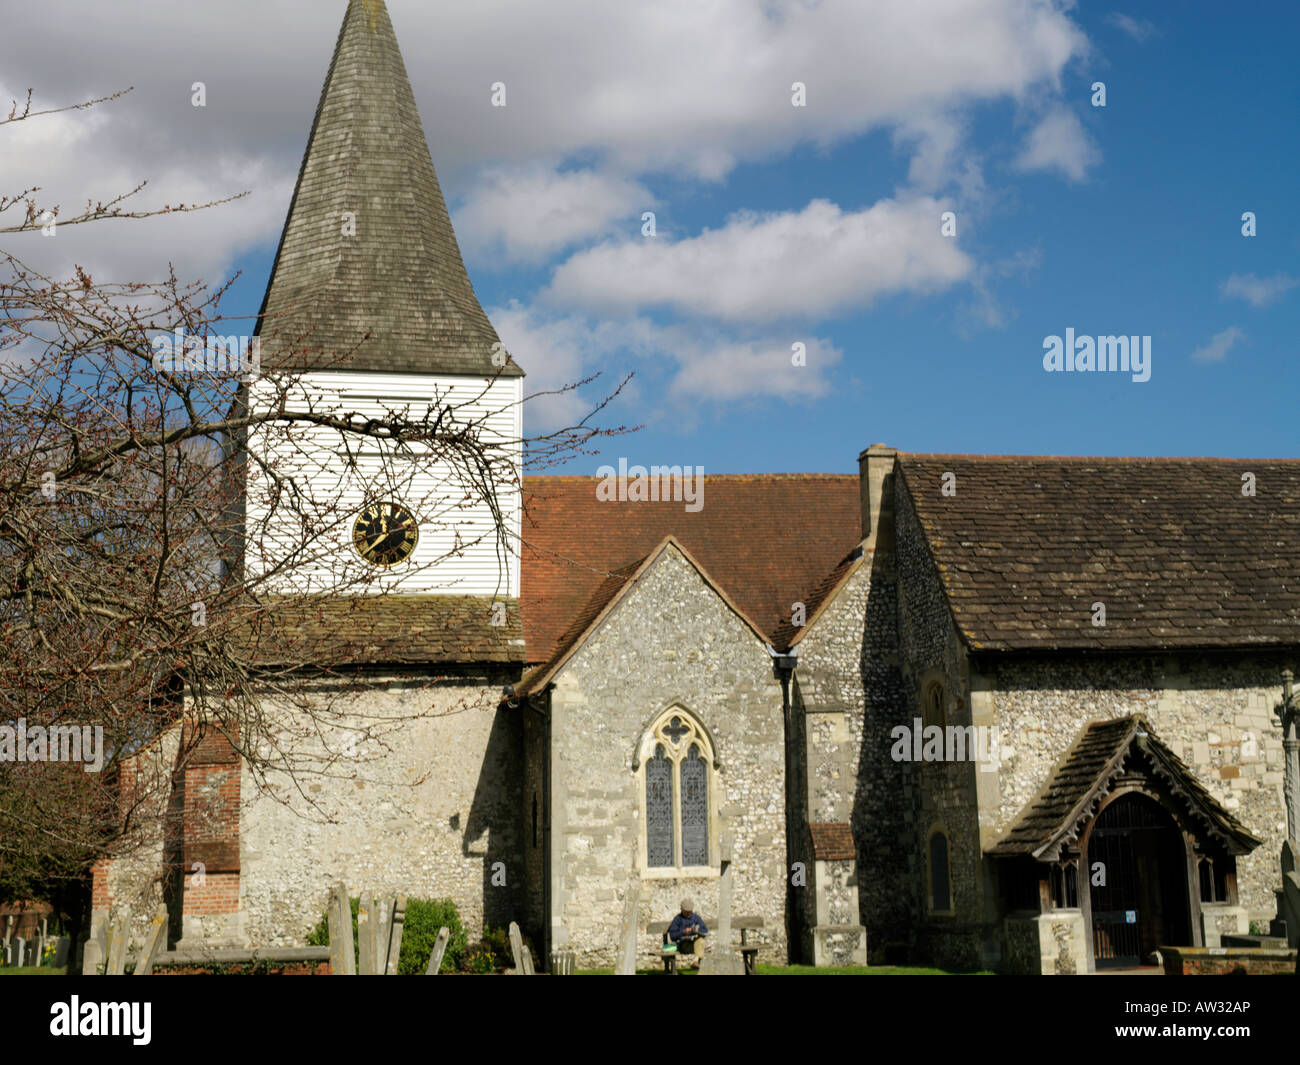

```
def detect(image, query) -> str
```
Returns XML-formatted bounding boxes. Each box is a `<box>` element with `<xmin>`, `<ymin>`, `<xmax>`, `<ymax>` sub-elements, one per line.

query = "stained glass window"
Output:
<box><xmin>643</xmin><ymin>711</ymin><xmax>715</xmax><ymax>869</ymax></box>
<box><xmin>646</xmin><ymin>744</ymin><xmax>675</xmax><ymax>867</ymax></box>
<box><xmin>680</xmin><ymin>745</ymin><xmax>709</xmax><ymax>866</ymax></box>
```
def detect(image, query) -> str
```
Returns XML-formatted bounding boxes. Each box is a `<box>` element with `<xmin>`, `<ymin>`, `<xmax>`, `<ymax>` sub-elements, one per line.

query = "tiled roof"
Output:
<box><xmin>990</xmin><ymin>715</ymin><xmax>1261</xmax><ymax>860</ymax></box>
<box><xmin>899</xmin><ymin>455</ymin><xmax>1300</xmax><ymax>652</ymax></box>
<box><xmin>773</xmin><ymin>549</ymin><xmax>863</xmax><ymax>650</ymax></box>
<box><xmin>515</xmin><ymin>537</ymin><xmax>770</xmax><ymax>697</ymax></box>
<box><xmin>520</xmin><ymin>474</ymin><xmax>862</xmax><ymax>663</ymax></box>
<box><xmin>256</xmin><ymin>0</ymin><xmax>521</xmax><ymax>377</ymax></box>
<box><xmin>808</xmin><ymin>822</ymin><xmax>856</xmax><ymax>861</ymax></box>
<box><xmin>242</xmin><ymin>594</ymin><xmax>524</xmax><ymax>667</ymax></box>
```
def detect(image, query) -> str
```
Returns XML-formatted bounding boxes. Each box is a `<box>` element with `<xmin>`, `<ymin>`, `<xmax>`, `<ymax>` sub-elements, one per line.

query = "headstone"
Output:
<box><xmin>384</xmin><ymin>895</ymin><xmax>406</xmax><ymax>975</ymax></box>
<box><xmin>717</xmin><ymin>832</ymin><xmax>734</xmax><ymax>946</ymax></box>
<box><xmin>508</xmin><ymin>921</ymin><xmax>527</xmax><ymax>975</ymax></box>
<box><xmin>13</xmin><ymin>936</ymin><xmax>25</xmax><ymax>968</ymax></box>
<box><xmin>373</xmin><ymin>896</ymin><xmax>393</xmax><ymax>975</ymax></box>
<box><xmin>700</xmin><ymin>833</ymin><xmax>745</xmax><ymax>975</ymax></box>
<box><xmin>327</xmin><ymin>883</ymin><xmax>356</xmax><ymax>976</ymax></box>
<box><xmin>614</xmin><ymin>879</ymin><xmax>641</xmax><ymax>975</ymax></box>
<box><xmin>521</xmin><ymin>944</ymin><xmax>536</xmax><ymax>976</ymax></box>
<box><xmin>425</xmin><ymin>925</ymin><xmax>450</xmax><ymax>975</ymax></box>
<box><xmin>106</xmin><ymin>911</ymin><xmax>129</xmax><ymax>975</ymax></box>
<box><xmin>134</xmin><ymin>905</ymin><xmax>168</xmax><ymax>975</ymax></box>
<box><xmin>54</xmin><ymin>936</ymin><xmax>71</xmax><ymax>968</ymax></box>
<box><xmin>698</xmin><ymin>951</ymin><xmax>746</xmax><ymax>975</ymax></box>
<box><xmin>1282</xmin><ymin>841</ymin><xmax>1300</xmax><ymax>950</ymax></box>
<box><xmin>357</xmin><ymin>894</ymin><xmax>376</xmax><ymax>975</ymax></box>
<box><xmin>82</xmin><ymin>927</ymin><xmax>105</xmax><ymax>975</ymax></box>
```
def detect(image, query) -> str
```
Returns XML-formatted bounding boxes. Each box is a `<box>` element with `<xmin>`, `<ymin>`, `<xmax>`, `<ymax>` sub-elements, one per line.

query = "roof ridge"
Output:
<box><xmin>901</xmin><ymin>452</ymin><xmax>1300</xmax><ymax>463</ymax></box>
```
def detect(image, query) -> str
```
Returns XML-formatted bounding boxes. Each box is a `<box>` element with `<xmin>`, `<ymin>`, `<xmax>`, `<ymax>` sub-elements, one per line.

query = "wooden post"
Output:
<box><xmin>425</xmin><ymin>926</ymin><xmax>450</xmax><ymax>975</ymax></box>
<box><xmin>134</xmin><ymin>905</ymin><xmax>168</xmax><ymax>975</ymax></box>
<box><xmin>327</xmin><ymin>883</ymin><xmax>356</xmax><ymax>976</ymax></box>
<box><xmin>384</xmin><ymin>895</ymin><xmax>406</xmax><ymax>975</ymax></box>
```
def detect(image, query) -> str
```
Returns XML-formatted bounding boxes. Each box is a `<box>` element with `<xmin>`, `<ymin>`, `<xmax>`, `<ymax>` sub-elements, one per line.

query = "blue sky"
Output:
<box><xmin>6</xmin><ymin>1</ymin><xmax>1298</xmax><ymax>472</ymax></box>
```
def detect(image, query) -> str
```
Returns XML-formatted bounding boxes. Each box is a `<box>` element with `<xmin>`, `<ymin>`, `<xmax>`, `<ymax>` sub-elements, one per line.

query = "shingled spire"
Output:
<box><xmin>256</xmin><ymin>0</ymin><xmax>521</xmax><ymax>376</ymax></box>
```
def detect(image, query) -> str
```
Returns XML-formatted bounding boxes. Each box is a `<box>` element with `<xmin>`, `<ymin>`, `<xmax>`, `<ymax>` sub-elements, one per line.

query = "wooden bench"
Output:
<box><xmin>646</xmin><ymin>916</ymin><xmax>764</xmax><ymax>974</ymax></box>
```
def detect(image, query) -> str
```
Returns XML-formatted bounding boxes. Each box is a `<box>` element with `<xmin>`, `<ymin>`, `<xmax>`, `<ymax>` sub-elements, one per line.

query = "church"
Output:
<box><xmin>89</xmin><ymin>0</ymin><xmax>1298</xmax><ymax>974</ymax></box>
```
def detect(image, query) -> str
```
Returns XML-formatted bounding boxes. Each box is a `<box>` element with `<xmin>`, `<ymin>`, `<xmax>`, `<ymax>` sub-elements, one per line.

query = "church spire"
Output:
<box><xmin>256</xmin><ymin>0</ymin><xmax>520</xmax><ymax>376</ymax></box>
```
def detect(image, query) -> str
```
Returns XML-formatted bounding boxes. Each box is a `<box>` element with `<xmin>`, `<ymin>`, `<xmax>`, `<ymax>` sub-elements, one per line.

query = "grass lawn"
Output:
<box><xmin>0</xmin><ymin>967</ymin><xmax>67</xmax><ymax>975</ymax></box>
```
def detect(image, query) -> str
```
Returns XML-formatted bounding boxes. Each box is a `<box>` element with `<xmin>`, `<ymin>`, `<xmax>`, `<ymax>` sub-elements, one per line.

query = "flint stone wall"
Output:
<box><xmin>893</xmin><ymin>482</ymin><xmax>987</xmax><ymax>956</ymax></box>
<box><xmin>982</xmin><ymin>653</ymin><xmax>1291</xmax><ymax>923</ymax></box>
<box><xmin>545</xmin><ymin>545</ymin><xmax>788</xmax><ymax>969</ymax></box>
<box><xmin>239</xmin><ymin>671</ymin><xmax>524</xmax><ymax>946</ymax></box>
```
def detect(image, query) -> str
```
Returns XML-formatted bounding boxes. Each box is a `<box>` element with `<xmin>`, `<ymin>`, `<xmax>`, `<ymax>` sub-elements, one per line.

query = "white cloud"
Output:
<box><xmin>1220</xmin><ymin>272</ymin><xmax>1299</xmax><ymax>308</ymax></box>
<box><xmin>545</xmin><ymin>197</ymin><xmax>974</xmax><ymax>323</ymax></box>
<box><xmin>1013</xmin><ymin>106</ymin><xmax>1100</xmax><ymax>183</ymax></box>
<box><xmin>455</xmin><ymin>165</ymin><xmax>654</xmax><ymax>267</ymax></box>
<box><xmin>491</xmin><ymin>302</ymin><xmax>841</xmax><ymax>430</ymax></box>
<box><xmin>1191</xmin><ymin>326</ymin><xmax>1245</xmax><ymax>364</ymax></box>
<box><xmin>0</xmin><ymin>0</ymin><xmax>1089</xmax><ymax>283</ymax></box>
<box><xmin>667</xmin><ymin>333</ymin><xmax>842</xmax><ymax>403</ymax></box>
<box><xmin>1105</xmin><ymin>13</ymin><xmax>1158</xmax><ymax>41</ymax></box>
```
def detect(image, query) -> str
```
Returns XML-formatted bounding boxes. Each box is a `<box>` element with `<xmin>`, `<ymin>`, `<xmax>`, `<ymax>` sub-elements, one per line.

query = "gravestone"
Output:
<box><xmin>13</xmin><ymin>936</ymin><xmax>25</xmax><ymax>968</ymax></box>
<box><xmin>614</xmin><ymin>879</ymin><xmax>641</xmax><ymax>975</ymax></box>
<box><xmin>106</xmin><ymin>911</ymin><xmax>129</xmax><ymax>975</ymax></box>
<box><xmin>373</xmin><ymin>896</ymin><xmax>393</xmax><ymax>975</ymax></box>
<box><xmin>700</xmin><ymin>834</ymin><xmax>745</xmax><ymax>976</ymax></box>
<box><xmin>425</xmin><ymin>925</ymin><xmax>450</xmax><ymax>975</ymax></box>
<box><xmin>385</xmin><ymin>895</ymin><xmax>406</xmax><ymax>975</ymax></box>
<box><xmin>82</xmin><ymin>921</ymin><xmax>106</xmax><ymax>975</ymax></box>
<box><xmin>521</xmin><ymin>944</ymin><xmax>536</xmax><ymax>976</ymax></box>
<box><xmin>134</xmin><ymin>905</ymin><xmax>168</xmax><ymax>976</ymax></box>
<box><xmin>327</xmin><ymin>883</ymin><xmax>356</xmax><ymax>976</ymax></box>
<box><xmin>356</xmin><ymin>895</ymin><xmax>374</xmax><ymax>975</ymax></box>
<box><xmin>508</xmin><ymin>921</ymin><xmax>527</xmax><ymax>975</ymax></box>
<box><xmin>54</xmin><ymin>936</ymin><xmax>71</xmax><ymax>968</ymax></box>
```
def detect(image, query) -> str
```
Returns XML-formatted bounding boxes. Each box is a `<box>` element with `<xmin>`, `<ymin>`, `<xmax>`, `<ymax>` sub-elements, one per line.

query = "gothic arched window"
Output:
<box><xmin>638</xmin><ymin>709</ymin><xmax>716</xmax><ymax>871</ymax></box>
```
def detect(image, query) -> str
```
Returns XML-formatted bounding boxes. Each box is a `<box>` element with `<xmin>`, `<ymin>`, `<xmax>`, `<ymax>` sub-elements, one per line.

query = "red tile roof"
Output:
<box><xmin>521</xmin><ymin>474</ymin><xmax>862</xmax><ymax>663</ymax></box>
<box><xmin>808</xmin><ymin>822</ymin><xmax>857</xmax><ymax>861</ymax></box>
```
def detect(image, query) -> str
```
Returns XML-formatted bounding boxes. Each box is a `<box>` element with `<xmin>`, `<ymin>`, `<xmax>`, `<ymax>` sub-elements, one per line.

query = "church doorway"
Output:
<box><xmin>1086</xmin><ymin>792</ymin><xmax>1191</xmax><ymax>968</ymax></box>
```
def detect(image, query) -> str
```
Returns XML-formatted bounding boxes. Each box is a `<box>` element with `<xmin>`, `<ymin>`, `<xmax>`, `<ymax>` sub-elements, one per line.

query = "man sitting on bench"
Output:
<box><xmin>667</xmin><ymin>899</ymin><xmax>708</xmax><ymax>956</ymax></box>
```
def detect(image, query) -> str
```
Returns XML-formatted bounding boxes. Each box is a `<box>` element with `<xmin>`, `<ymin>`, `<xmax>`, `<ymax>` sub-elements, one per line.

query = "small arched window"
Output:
<box><xmin>638</xmin><ymin>709</ymin><xmax>716</xmax><ymax>871</ymax></box>
<box><xmin>922</xmin><ymin>678</ymin><xmax>947</xmax><ymax>730</ymax></box>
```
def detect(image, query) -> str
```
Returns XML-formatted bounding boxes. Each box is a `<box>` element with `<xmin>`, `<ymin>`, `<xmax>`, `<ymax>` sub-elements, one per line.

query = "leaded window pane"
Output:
<box><xmin>646</xmin><ymin>745</ymin><xmax>674</xmax><ymax>867</ymax></box>
<box><xmin>680</xmin><ymin>745</ymin><xmax>708</xmax><ymax>866</ymax></box>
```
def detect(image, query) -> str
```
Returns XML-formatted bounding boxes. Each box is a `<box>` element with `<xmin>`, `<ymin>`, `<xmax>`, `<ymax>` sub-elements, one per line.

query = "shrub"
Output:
<box><xmin>399</xmin><ymin>898</ymin><xmax>468</xmax><ymax>974</ymax></box>
<box><xmin>458</xmin><ymin>924</ymin><xmax>534</xmax><ymax>973</ymax></box>
<box><xmin>307</xmin><ymin>896</ymin><xmax>468</xmax><ymax>974</ymax></box>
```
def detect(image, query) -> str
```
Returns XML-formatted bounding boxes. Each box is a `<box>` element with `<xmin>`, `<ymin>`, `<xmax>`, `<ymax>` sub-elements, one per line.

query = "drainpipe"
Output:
<box><xmin>768</xmin><ymin>644</ymin><xmax>800</xmax><ymax>962</ymax></box>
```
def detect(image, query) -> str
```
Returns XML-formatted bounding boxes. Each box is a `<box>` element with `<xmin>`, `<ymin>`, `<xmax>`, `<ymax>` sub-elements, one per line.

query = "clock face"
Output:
<box><xmin>352</xmin><ymin>501</ymin><xmax>419</xmax><ymax>567</ymax></box>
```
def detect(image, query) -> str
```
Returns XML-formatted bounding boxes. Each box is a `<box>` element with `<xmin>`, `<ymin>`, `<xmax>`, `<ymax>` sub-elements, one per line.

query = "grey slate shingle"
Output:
<box><xmin>256</xmin><ymin>0</ymin><xmax>524</xmax><ymax>378</ymax></box>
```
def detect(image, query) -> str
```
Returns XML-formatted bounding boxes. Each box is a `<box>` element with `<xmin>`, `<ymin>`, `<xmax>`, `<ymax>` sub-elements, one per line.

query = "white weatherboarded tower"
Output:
<box><xmin>246</xmin><ymin>0</ymin><xmax>523</xmax><ymax>601</ymax></box>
